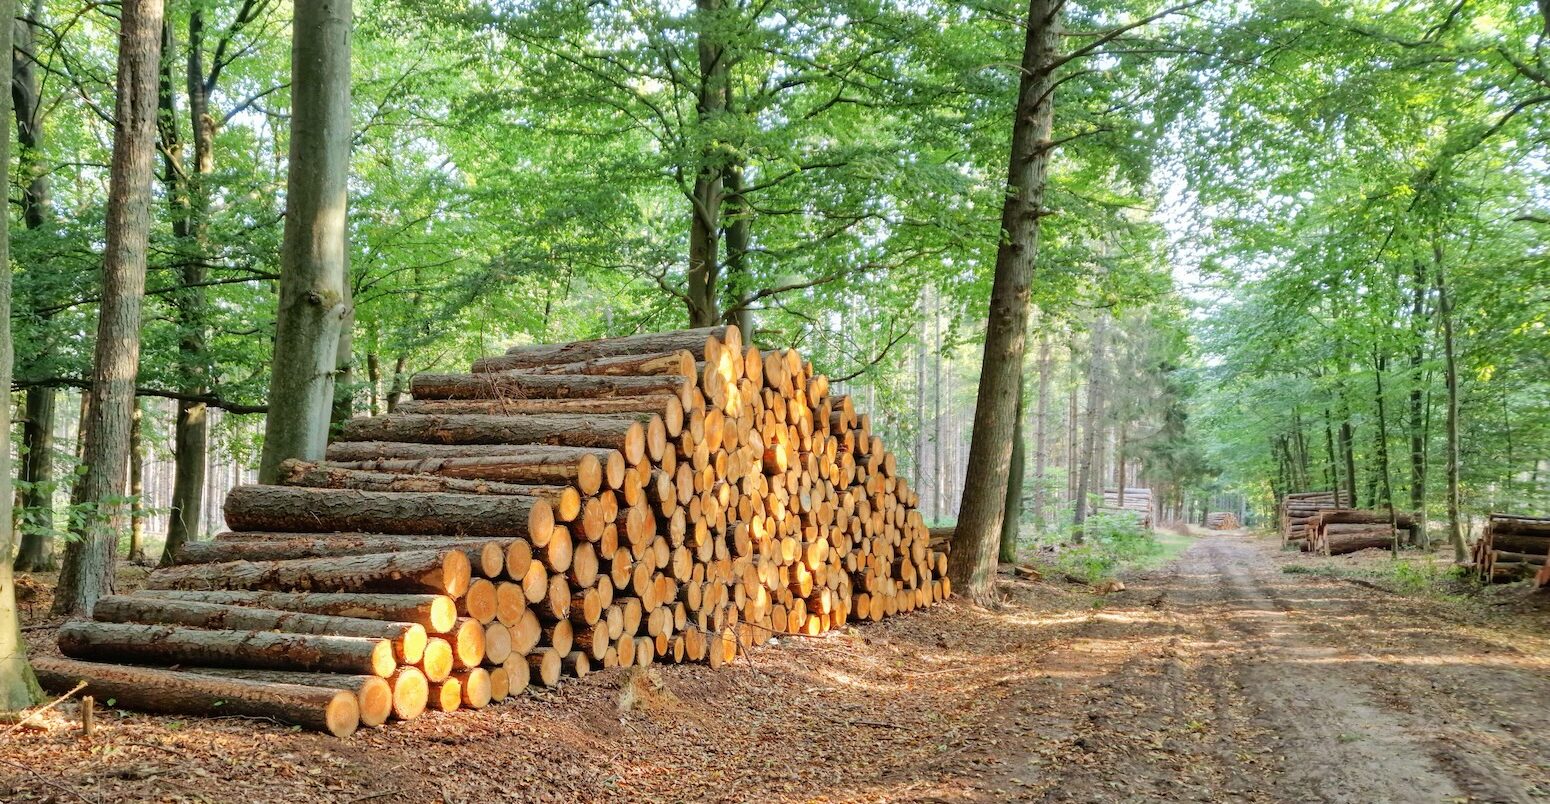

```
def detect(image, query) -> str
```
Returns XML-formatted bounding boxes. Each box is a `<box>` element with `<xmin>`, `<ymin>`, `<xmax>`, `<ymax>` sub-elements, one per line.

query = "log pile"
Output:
<box><xmin>1471</xmin><ymin>514</ymin><xmax>1550</xmax><ymax>583</ymax></box>
<box><xmin>1303</xmin><ymin>509</ymin><xmax>1417</xmax><ymax>555</ymax></box>
<box><xmin>1278</xmin><ymin>490</ymin><xmax>1351</xmax><ymax>548</ymax></box>
<box><xmin>41</xmin><ymin>325</ymin><xmax>949</xmax><ymax>736</ymax></box>
<box><xmin>1098</xmin><ymin>488</ymin><xmax>1153</xmax><ymax>529</ymax></box>
<box><xmin>1204</xmin><ymin>512</ymin><xmax>1239</xmax><ymax>530</ymax></box>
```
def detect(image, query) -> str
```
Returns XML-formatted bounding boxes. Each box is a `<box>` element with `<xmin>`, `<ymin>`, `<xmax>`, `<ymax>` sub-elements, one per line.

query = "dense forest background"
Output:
<box><xmin>3</xmin><ymin>0</ymin><xmax>1546</xmax><ymax>575</ymax></box>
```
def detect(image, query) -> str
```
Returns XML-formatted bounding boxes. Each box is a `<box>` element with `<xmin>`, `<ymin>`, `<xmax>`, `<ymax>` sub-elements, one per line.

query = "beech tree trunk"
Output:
<box><xmin>1435</xmin><ymin>250</ymin><xmax>1466</xmax><ymax>561</ymax></box>
<box><xmin>686</xmin><ymin>0</ymin><xmax>727</xmax><ymax>327</ymax></box>
<box><xmin>259</xmin><ymin>0</ymin><xmax>352</xmax><ymax>483</ymax></box>
<box><xmin>53</xmin><ymin>0</ymin><xmax>164</xmax><ymax>615</ymax></box>
<box><xmin>948</xmin><ymin>0</ymin><xmax>1060</xmax><ymax>602</ymax></box>
<box><xmin>0</xmin><ymin>0</ymin><xmax>42</xmax><ymax>711</ymax></box>
<box><xmin>1031</xmin><ymin>331</ymin><xmax>1051</xmax><ymax>530</ymax></box>
<box><xmin>31</xmin><ymin>656</ymin><xmax>360</xmax><ymax>737</ymax></box>
<box><xmin>999</xmin><ymin>389</ymin><xmax>1026</xmax><ymax>563</ymax></box>
<box><xmin>1408</xmin><ymin>261</ymin><xmax>1429</xmax><ymax>549</ymax></box>
<box><xmin>1072</xmin><ymin>314</ymin><xmax>1110</xmax><ymax>538</ymax></box>
<box><xmin>129</xmin><ymin>400</ymin><xmax>147</xmax><ymax>563</ymax></box>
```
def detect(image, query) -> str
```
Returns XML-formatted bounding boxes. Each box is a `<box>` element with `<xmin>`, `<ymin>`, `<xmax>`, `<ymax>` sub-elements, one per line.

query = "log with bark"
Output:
<box><xmin>32</xmin><ymin>656</ymin><xmax>362</xmax><ymax>737</ymax></box>
<box><xmin>472</xmin><ymin>326</ymin><xmax>733</xmax><ymax>372</ymax></box>
<box><xmin>144</xmin><ymin>548</ymin><xmax>473</xmax><ymax>598</ymax></box>
<box><xmin>130</xmin><ymin>589</ymin><xmax>458</xmax><ymax>633</ymax></box>
<box><xmin>321</xmin><ymin>446</ymin><xmax>620</xmax><ymax>495</ymax></box>
<box><xmin>180</xmin><ymin>668</ymin><xmax>398</xmax><ymax>727</ymax></box>
<box><xmin>223</xmin><ymin>485</ymin><xmax>554</xmax><ymax>544</ymax></box>
<box><xmin>279</xmin><ymin>459</ymin><xmax>581</xmax><ymax>516</ymax></box>
<box><xmin>58</xmin><ymin>620</ymin><xmax>399</xmax><ymax>677</ymax></box>
<box><xmin>338</xmin><ymin>413</ymin><xmax>655</xmax><ymax>466</ymax></box>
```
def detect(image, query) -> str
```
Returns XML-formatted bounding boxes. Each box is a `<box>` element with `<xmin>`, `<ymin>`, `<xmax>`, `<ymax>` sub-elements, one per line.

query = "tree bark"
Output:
<box><xmin>1031</xmin><ymin>330</ymin><xmax>1051</xmax><ymax>530</ymax></box>
<box><xmin>999</xmin><ymin>388</ymin><xmax>1026</xmax><ymax>563</ymax></box>
<box><xmin>13</xmin><ymin>387</ymin><xmax>56</xmax><ymax>571</ymax></box>
<box><xmin>475</xmin><ymin>326</ymin><xmax>731</xmax><ymax>372</ymax></box>
<box><xmin>182</xmin><ymin>667</ymin><xmax>397</xmax><ymax>727</ymax></box>
<box><xmin>59</xmin><ymin>619</ymin><xmax>396</xmax><ymax>677</ymax></box>
<box><xmin>412</xmin><ymin>372</ymin><xmax>690</xmax><ymax>404</ymax></box>
<box><xmin>1435</xmin><ymin>250</ymin><xmax>1466</xmax><ymax>561</ymax></box>
<box><xmin>322</xmin><ymin>444</ymin><xmax>619</xmax><ymax>492</ymax></box>
<box><xmin>338</xmin><ymin>412</ymin><xmax>649</xmax><ymax>462</ymax></box>
<box><xmin>278</xmin><ymin>459</ymin><xmax>574</xmax><ymax>501</ymax></box>
<box><xmin>129</xmin><ymin>399</ymin><xmax>148</xmax><ymax>563</ymax></box>
<box><xmin>144</xmin><ymin>546</ymin><xmax>472</xmax><ymax>597</ymax></box>
<box><xmin>1072</xmin><ymin>314</ymin><xmax>1110</xmax><ymax>538</ymax></box>
<box><xmin>0</xmin><ymin>0</ymin><xmax>42</xmax><ymax>710</ymax></box>
<box><xmin>1372</xmin><ymin>353</ymin><xmax>1398</xmax><ymax>554</ymax></box>
<box><xmin>1407</xmin><ymin>261</ymin><xmax>1429</xmax><ymax>549</ymax></box>
<box><xmin>686</xmin><ymin>0</ymin><xmax>728</xmax><ymax>327</ymax></box>
<box><xmin>53</xmin><ymin>0</ymin><xmax>164</xmax><ymax>615</ymax></box>
<box><xmin>31</xmin><ymin>655</ymin><xmax>360</xmax><ymax>737</ymax></box>
<box><xmin>258</xmin><ymin>0</ymin><xmax>352</xmax><ymax>483</ymax></box>
<box><xmin>133</xmin><ymin>588</ymin><xmax>457</xmax><ymax>633</ymax></box>
<box><xmin>222</xmin><ymin>485</ymin><xmax>555</xmax><ymax>542</ymax></box>
<box><xmin>948</xmin><ymin>0</ymin><xmax>1060</xmax><ymax>602</ymax></box>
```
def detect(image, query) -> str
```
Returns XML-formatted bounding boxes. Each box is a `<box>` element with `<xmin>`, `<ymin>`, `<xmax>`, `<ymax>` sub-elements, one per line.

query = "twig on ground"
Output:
<box><xmin>4</xmin><ymin>680</ymin><xmax>87</xmax><ymax>735</ymax></box>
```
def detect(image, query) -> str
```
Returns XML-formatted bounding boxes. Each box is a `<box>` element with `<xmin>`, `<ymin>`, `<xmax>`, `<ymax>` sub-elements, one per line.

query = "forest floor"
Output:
<box><xmin>5</xmin><ymin>531</ymin><xmax>1550</xmax><ymax>803</ymax></box>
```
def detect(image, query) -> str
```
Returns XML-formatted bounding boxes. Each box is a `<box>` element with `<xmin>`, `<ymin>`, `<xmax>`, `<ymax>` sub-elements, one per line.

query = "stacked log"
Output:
<box><xmin>42</xmin><ymin>325</ymin><xmax>949</xmax><ymax>735</ymax></box>
<box><xmin>1204</xmin><ymin>512</ymin><xmax>1239</xmax><ymax>530</ymax></box>
<box><xmin>1098</xmin><ymin>488</ymin><xmax>1153</xmax><ymax>529</ymax></box>
<box><xmin>1472</xmin><ymin>514</ymin><xmax>1550</xmax><ymax>583</ymax></box>
<box><xmin>1278</xmin><ymin>490</ymin><xmax>1351</xmax><ymax>548</ymax></box>
<box><xmin>1304</xmin><ymin>509</ymin><xmax>1417</xmax><ymax>555</ymax></box>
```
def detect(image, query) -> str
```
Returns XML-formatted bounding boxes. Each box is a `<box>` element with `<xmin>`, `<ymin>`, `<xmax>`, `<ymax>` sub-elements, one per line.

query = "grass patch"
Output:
<box><xmin>1280</xmin><ymin>554</ymin><xmax>1477</xmax><ymax>603</ymax></box>
<box><xmin>1030</xmin><ymin>513</ymin><xmax>1192</xmax><ymax>583</ymax></box>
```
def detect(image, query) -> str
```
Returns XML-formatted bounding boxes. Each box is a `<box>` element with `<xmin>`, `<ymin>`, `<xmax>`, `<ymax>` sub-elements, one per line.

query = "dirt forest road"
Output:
<box><xmin>6</xmin><ymin>532</ymin><xmax>1550</xmax><ymax>803</ymax></box>
<box><xmin>952</xmin><ymin>533</ymin><xmax>1550</xmax><ymax>803</ymax></box>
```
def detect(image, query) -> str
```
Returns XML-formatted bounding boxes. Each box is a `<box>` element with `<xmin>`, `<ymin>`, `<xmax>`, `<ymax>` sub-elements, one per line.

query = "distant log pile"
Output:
<box><xmin>1471</xmin><ymin>514</ymin><xmax>1550</xmax><ymax>583</ymax></box>
<box><xmin>40</xmin><ymin>326</ymin><xmax>949</xmax><ymax>736</ymax></box>
<box><xmin>1303</xmin><ymin>509</ymin><xmax>1417</xmax><ymax>555</ymax></box>
<box><xmin>1278</xmin><ymin>490</ymin><xmax>1351</xmax><ymax>548</ymax></box>
<box><xmin>1098</xmin><ymin>488</ymin><xmax>1153</xmax><ymax>529</ymax></box>
<box><xmin>1205</xmin><ymin>512</ymin><xmax>1239</xmax><ymax>530</ymax></box>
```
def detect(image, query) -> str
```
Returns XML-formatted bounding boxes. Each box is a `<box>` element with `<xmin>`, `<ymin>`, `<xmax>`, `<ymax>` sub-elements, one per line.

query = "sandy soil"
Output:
<box><xmin>4</xmin><ymin>533</ymin><xmax>1548</xmax><ymax>803</ymax></box>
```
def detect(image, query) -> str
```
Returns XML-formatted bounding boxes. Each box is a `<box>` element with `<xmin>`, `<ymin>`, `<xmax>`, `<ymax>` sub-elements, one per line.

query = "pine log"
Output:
<box><xmin>58</xmin><ymin>620</ymin><xmax>398</xmax><ymax>677</ymax></box>
<box><xmin>32</xmin><ymin>656</ymin><xmax>360</xmax><ymax>737</ymax></box>
<box><xmin>279</xmin><ymin>459</ymin><xmax>579</xmax><ymax>511</ymax></box>
<box><xmin>1487</xmin><ymin>533</ymin><xmax>1550</xmax><ymax>555</ymax></box>
<box><xmin>129</xmin><ymin>590</ymin><xmax>458</xmax><ymax>634</ymax></box>
<box><xmin>92</xmin><ymin>595</ymin><xmax>428</xmax><ymax>664</ymax></box>
<box><xmin>1325</xmin><ymin>531</ymin><xmax>1397</xmax><ymax>555</ymax></box>
<box><xmin>181</xmin><ymin>668</ymin><xmax>394</xmax><ymax>727</ymax></box>
<box><xmin>223</xmin><ymin>485</ymin><xmax>554</xmax><ymax>544</ymax></box>
<box><xmin>420</xmin><ymin>638</ymin><xmax>453</xmax><ymax>682</ymax></box>
<box><xmin>144</xmin><ymin>548</ymin><xmax>473</xmax><ymax>598</ymax></box>
<box><xmin>411</xmin><ymin>373</ymin><xmax>690</xmax><ymax>406</ymax></box>
<box><xmin>323</xmin><ymin>443</ymin><xmax>624</xmax><ymax>493</ymax></box>
<box><xmin>507</xmin><ymin>350</ymin><xmax>696</xmax><ymax>378</ymax></box>
<box><xmin>476</xmin><ymin>326</ymin><xmax>732</xmax><ymax>371</ymax></box>
<box><xmin>174</xmin><ymin>534</ymin><xmax>507</xmax><ymax>573</ymax></box>
<box><xmin>527</xmin><ymin>648</ymin><xmax>563</xmax><ymax>686</ymax></box>
<box><xmin>338</xmin><ymin>413</ymin><xmax>652</xmax><ymax>466</ymax></box>
<box><xmin>451</xmin><ymin>668</ymin><xmax>492</xmax><ymax>709</ymax></box>
<box><xmin>1489</xmin><ymin>516</ymin><xmax>1550</xmax><ymax>537</ymax></box>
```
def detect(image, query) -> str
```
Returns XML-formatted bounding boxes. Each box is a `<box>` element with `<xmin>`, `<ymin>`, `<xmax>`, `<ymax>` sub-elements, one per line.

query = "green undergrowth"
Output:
<box><xmin>1027</xmin><ymin>513</ymin><xmax>1194</xmax><ymax>584</ymax></box>
<box><xmin>1281</xmin><ymin>554</ymin><xmax>1477</xmax><ymax>602</ymax></box>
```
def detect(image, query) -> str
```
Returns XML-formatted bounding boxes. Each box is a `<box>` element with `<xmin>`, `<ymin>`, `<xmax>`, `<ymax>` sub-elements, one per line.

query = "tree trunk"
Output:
<box><xmin>1408</xmin><ymin>261</ymin><xmax>1429</xmax><ymax>549</ymax></box>
<box><xmin>1435</xmin><ymin>251</ymin><xmax>1465</xmax><ymax>562</ymax></box>
<box><xmin>31</xmin><ymin>656</ymin><xmax>360</xmax><ymax>737</ymax></box>
<box><xmin>948</xmin><ymin>0</ymin><xmax>1060</xmax><ymax>602</ymax></box>
<box><xmin>723</xmin><ymin>156</ymin><xmax>754</xmax><ymax>335</ymax></box>
<box><xmin>144</xmin><ymin>546</ymin><xmax>471</xmax><ymax>597</ymax></box>
<box><xmin>13</xmin><ymin>387</ymin><xmax>56</xmax><ymax>571</ymax></box>
<box><xmin>221</xmin><ymin>485</ymin><xmax>555</xmax><ymax>542</ymax></box>
<box><xmin>366</xmin><ymin>351</ymin><xmax>382</xmax><ymax>415</ymax></box>
<box><xmin>129</xmin><ymin>400</ymin><xmax>148</xmax><ymax>563</ymax></box>
<box><xmin>0</xmin><ymin>0</ymin><xmax>42</xmax><ymax>710</ymax></box>
<box><xmin>1073</xmin><ymin>314</ymin><xmax>1110</xmax><ymax>539</ymax></box>
<box><xmin>1031</xmin><ymin>331</ymin><xmax>1051</xmax><ymax>530</ymax></box>
<box><xmin>932</xmin><ymin>292</ymin><xmax>944</xmax><ymax>521</ymax></box>
<box><xmin>1323</xmin><ymin>407</ymin><xmax>1339</xmax><ymax>495</ymax></box>
<box><xmin>53</xmin><ymin>0</ymin><xmax>164</xmax><ymax>615</ymax></box>
<box><xmin>258</xmin><ymin>0</ymin><xmax>352</xmax><ymax>483</ymax></box>
<box><xmin>685</xmin><ymin>0</ymin><xmax>727</xmax><ymax>327</ymax></box>
<box><xmin>1373</xmin><ymin>354</ymin><xmax>1398</xmax><ymax>555</ymax></box>
<box><xmin>998</xmin><ymin>388</ymin><xmax>1026</xmax><ymax>563</ymax></box>
<box><xmin>386</xmin><ymin>354</ymin><xmax>408</xmax><ymax>412</ymax></box>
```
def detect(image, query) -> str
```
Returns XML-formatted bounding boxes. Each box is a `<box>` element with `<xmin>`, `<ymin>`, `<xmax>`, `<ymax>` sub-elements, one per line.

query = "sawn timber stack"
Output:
<box><xmin>41</xmin><ymin>325</ymin><xmax>950</xmax><ymax>736</ymax></box>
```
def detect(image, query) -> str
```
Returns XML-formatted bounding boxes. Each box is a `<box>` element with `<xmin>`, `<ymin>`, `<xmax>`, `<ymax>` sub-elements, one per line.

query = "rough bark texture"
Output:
<box><xmin>1072</xmin><ymin>314</ymin><xmax>1110</xmax><ymax>536</ymax></box>
<box><xmin>53</xmin><ymin>0</ymin><xmax>165</xmax><ymax>615</ymax></box>
<box><xmin>949</xmin><ymin>0</ymin><xmax>1059</xmax><ymax>601</ymax></box>
<box><xmin>339</xmin><ymin>413</ymin><xmax>648</xmax><ymax>465</ymax></box>
<box><xmin>1435</xmin><ymin>257</ymin><xmax>1466</xmax><ymax>561</ymax></box>
<box><xmin>1031</xmin><ymin>331</ymin><xmax>1052</xmax><ymax>530</ymax></box>
<box><xmin>132</xmin><ymin>589</ymin><xmax>457</xmax><ymax>633</ymax></box>
<box><xmin>181</xmin><ymin>667</ymin><xmax>394</xmax><ymax>727</ymax></box>
<box><xmin>13</xmin><ymin>387</ymin><xmax>55</xmax><ymax>571</ymax></box>
<box><xmin>32</xmin><ymin>656</ymin><xmax>360</xmax><ymax>736</ymax></box>
<box><xmin>1407</xmin><ymin>262</ymin><xmax>1429</xmax><ymax>549</ymax></box>
<box><xmin>174</xmin><ymin>533</ymin><xmax>508</xmax><ymax>567</ymax></box>
<box><xmin>473</xmin><ymin>326</ymin><xmax>728</xmax><ymax>371</ymax></box>
<box><xmin>59</xmin><ymin>619</ymin><xmax>396</xmax><ymax>676</ymax></box>
<box><xmin>0</xmin><ymin>0</ymin><xmax>42</xmax><ymax>710</ymax></box>
<box><xmin>143</xmin><ymin>547</ymin><xmax>471</xmax><ymax>597</ymax></box>
<box><xmin>999</xmin><ymin>389</ymin><xmax>1026</xmax><ymax>563</ymax></box>
<box><xmin>129</xmin><ymin>400</ymin><xmax>148</xmax><ymax>563</ymax></box>
<box><xmin>92</xmin><ymin>595</ymin><xmax>425</xmax><ymax>663</ymax></box>
<box><xmin>222</xmin><ymin>484</ymin><xmax>555</xmax><ymax>541</ymax></box>
<box><xmin>686</xmin><ymin>0</ymin><xmax>727</xmax><ymax>327</ymax></box>
<box><xmin>506</xmin><ymin>350</ymin><xmax>696</xmax><ymax>378</ymax></box>
<box><xmin>320</xmin><ymin>450</ymin><xmax>608</xmax><ymax>495</ymax></box>
<box><xmin>279</xmin><ymin>459</ymin><xmax>572</xmax><ymax>499</ymax></box>
<box><xmin>412</xmin><ymin>373</ymin><xmax>689</xmax><ymax>403</ymax></box>
<box><xmin>258</xmin><ymin>0</ymin><xmax>352</xmax><ymax>483</ymax></box>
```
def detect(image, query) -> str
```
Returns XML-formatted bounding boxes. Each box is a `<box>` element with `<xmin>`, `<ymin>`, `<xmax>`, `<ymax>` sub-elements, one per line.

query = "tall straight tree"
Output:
<box><xmin>258</xmin><ymin>0</ymin><xmax>353</xmax><ymax>483</ymax></box>
<box><xmin>948</xmin><ymin>0</ymin><xmax>1060</xmax><ymax>602</ymax></box>
<box><xmin>51</xmin><ymin>0</ymin><xmax>165</xmax><ymax>615</ymax></box>
<box><xmin>0</xmin><ymin>0</ymin><xmax>42</xmax><ymax>710</ymax></box>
